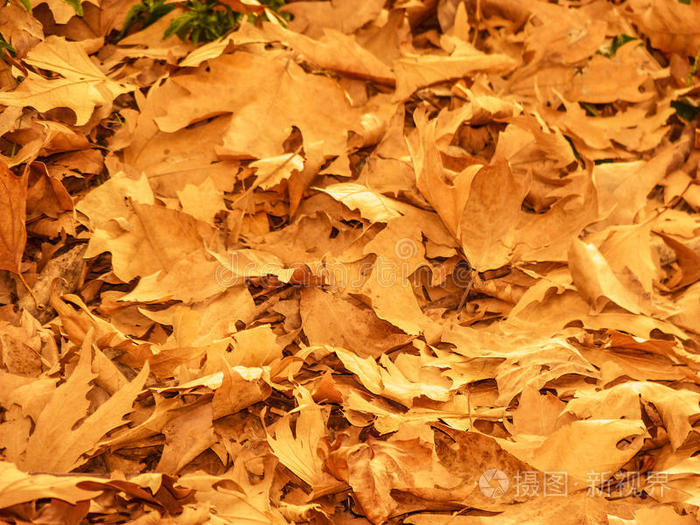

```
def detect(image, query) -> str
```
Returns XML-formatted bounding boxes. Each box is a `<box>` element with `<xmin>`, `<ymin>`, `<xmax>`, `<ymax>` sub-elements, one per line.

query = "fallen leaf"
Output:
<box><xmin>22</xmin><ymin>333</ymin><xmax>149</xmax><ymax>473</ymax></box>
<box><xmin>0</xmin><ymin>37</ymin><xmax>135</xmax><ymax>125</ymax></box>
<box><xmin>0</xmin><ymin>161</ymin><xmax>27</xmax><ymax>273</ymax></box>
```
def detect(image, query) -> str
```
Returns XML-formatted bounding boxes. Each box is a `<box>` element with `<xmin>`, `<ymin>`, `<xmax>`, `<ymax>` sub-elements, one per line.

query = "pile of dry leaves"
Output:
<box><xmin>1</xmin><ymin>0</ymin><xmax>700</xmax><ymax>523</ymax></box>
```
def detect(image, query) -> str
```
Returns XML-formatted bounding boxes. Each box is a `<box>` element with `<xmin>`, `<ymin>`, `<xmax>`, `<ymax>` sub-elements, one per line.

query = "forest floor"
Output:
<box><xmin>1</xmin><ymin>0</ymin><xmax>700</xmax><ymax>523</ymax></box>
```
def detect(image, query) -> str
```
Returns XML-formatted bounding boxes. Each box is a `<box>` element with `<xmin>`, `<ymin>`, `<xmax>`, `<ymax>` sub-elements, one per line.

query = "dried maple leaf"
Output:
<box><xmin>84</xmin><ymin>200</ymin><xmax>222</xmax><ymax>285</ymax></box>
<box><xmin>148</xmin><ymin>50</ymin><xmax>359</xmax><ymax>164</ymax></box>
<box><xmin>411</xmin><ymin>107</ymin><xmax>474</xmax><ymax>239</ymax></box>
<box><xmin>267</xmin><ymin>387</ymin><xmax>341</xmax><ymax>495</ymax></box>
<box><xmin>497</xmin><ymin>419</ymin><xmax>647</xmax><ymax>487</ymax></box>
<box><xmin>459</xmin><ymin>161</ymin><xmax>529</xmax><ymax>271</ymax></box>
<box><xmin>568</xmin><ymin>238</ymin><xmax>656</xmax><ymax>315</ymax></box>
<box><xmin>359</xmin><ymin>256</ymin><xmax>433</xmax><ymax>336</ymax></box>
<box><xmin>0</xmin><ymin>37</ymin><xmax>135</xmax><ymax>126</ymax></box>
<box><xmin>0</xmin><ymin>461</ymin><xmax>101</xmax><ymax>508</ymax></box>
<box><xmin>591</xmin><ymin>224</ymin><xmax>661</xmax><ymax>295</ymax></box>
<box><xmin>565</xmin><ymin>381</ymin><xmax>700</xmax><ymax>450</ymax></box>
<box><xmin>282</xmin><ymin>0</ymin><xmax>386</xmax><ymax>38</ymax></box>
<box><xmin>317</xmin><ymin>182</ymin><xmax>402</xmax><ymax>223</ymax></box>
<box><xmin>0</xmin><ymin>161</ymin><xmax>27</xmax><ymax>273</ymax></box>
<box><xmin>334</xmin><ymin>347</ymin><xmax>452</xmax><ymax>408</ymax></box>
<box><xmin>495</xmin><ymin>337</ymin><xmax>600</xmax><ymax>404</ymax></box>
<box><xmin>20</xmin><ymin>333</ymin><xmax>149</xmax><ymax>473</ymax></box>
<box><xmin>394</xmin><ymin>50</ymin><xmax>517</xmax><ymax>100</ymax></box>
<box><xmin>156</xmin><ymin>401</ymin><xmax>216</xmax><ymax>474</ymax></box>
<box><xmin>264</xmin><ymin>24</ymin><xmax>395</xmax><ymax>85</ymax></box>
<box><xmin>301</xmin><ymin>287</ymin><xmax>412</xmax><ymax>358</ymax></box>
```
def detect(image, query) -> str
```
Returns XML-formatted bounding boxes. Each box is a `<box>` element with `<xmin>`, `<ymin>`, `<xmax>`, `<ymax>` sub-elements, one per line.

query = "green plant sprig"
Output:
<box><xmin>164</xmin><ymin>0</ymin><xmax>242</xmax><ymax>45</ymax></box>
<box><xmin>117</xmin><ymin>0</ymin><xmax>176</xmax><ymax>42</ymax></box>
<box><xmin>117</xmin><ymin>0</ymin><xmax>290</xmax><ymax>45</ymax></box>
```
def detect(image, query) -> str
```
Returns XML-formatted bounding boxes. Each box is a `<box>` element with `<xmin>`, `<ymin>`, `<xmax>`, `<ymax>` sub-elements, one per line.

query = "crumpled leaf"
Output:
<box><xmin>317</xmin><ymin>182</ymin><xmax>402</xmax><ymax>223</ymax></box>
<box><xmin>565</xmin><ymin>381</ymin><xmax>700</xmax><ymax>450</ymax></box>
<box><xmin>568</xmin><ymin>238</ymin><xmax>662</xmax><ymax>315</ymax></box>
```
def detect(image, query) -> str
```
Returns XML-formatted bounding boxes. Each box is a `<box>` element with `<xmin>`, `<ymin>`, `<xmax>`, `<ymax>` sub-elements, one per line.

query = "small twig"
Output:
<box><xmin>457</xmin><ymin>274</ymin><xmax>475</xmax><ymax>311</ymax></box>
<box><xmin>16</xmin><ymin>272</ymin><xmax>42</xmax><ymax>310</ymax></box>
<box><xmin>467</xmin><ymin>383</ymin><xmax>473</xmax><ymax>430</ymax></box>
